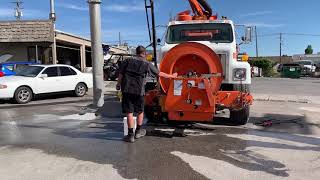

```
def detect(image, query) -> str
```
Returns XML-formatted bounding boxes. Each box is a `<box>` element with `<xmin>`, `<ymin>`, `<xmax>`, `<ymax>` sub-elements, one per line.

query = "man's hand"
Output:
<box><xmin>172</xmin><ymin>73</ymin><xmax>178</xmax><ymax>78</ymax></box>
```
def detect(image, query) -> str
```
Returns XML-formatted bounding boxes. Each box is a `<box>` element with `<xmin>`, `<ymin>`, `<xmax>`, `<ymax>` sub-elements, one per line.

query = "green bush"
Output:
<box><xmin>249</xmin><ymin>58</ymin><xmax>274</xmax><ymax>77</ymax></box>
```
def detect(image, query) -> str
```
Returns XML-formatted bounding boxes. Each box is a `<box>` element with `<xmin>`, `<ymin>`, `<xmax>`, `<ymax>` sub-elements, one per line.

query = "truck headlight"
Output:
<box><xmin>0</xmin><ymin>84</ymin><xmax>8</xmax><ymax>89</ymax></box>
<box><xmin>233</xmin><ymin>68</ymin><xmax>246</xmax><ymax>81</ymax></box>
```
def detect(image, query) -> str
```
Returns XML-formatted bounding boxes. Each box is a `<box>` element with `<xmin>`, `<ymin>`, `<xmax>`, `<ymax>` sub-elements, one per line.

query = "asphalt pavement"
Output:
<box><xmin>0</xmin><ymin>79</ymin><xmax>319</xmax><ymax>180</ymax></box>
<box><xmin>252</xmin><ymin>77</ymin><xmax>320</xmax><ymax>104</ymax></box>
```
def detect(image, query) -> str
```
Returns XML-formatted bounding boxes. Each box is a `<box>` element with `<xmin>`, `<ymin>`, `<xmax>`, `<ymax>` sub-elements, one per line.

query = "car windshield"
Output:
<box><xmin>15</xmin><ymin>66</ymin><xmax>44</xmax><ymax>77</ymax></box>
<box><xmin>166</xmin><ymin>23</ymin><xmax>233</xmax><ymax>44</ymax></box>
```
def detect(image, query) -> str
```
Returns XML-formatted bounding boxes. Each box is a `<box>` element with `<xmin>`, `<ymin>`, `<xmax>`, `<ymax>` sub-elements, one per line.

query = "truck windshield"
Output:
<box><xmin>166</xmin><ymin>23</ymin><xmax>233</xmax><ymax>44</ymax></box>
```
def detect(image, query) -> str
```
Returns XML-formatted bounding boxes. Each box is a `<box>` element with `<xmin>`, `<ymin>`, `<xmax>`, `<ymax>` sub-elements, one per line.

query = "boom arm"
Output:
<box><xmin>188</xmin><ymin>0</ymin><xmax>213</xmax><ymax>19</ymax></box>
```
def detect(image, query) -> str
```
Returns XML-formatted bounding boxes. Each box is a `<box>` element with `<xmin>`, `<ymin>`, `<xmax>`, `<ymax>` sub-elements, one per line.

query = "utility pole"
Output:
<box><xmin>13</xmin><ymin>0</ymin><xmax>23</xmax><ymax>20</ymax></box>
<box><xmin>255</xmin><ymin>26</ymin><xmax>259</xmax><ymax>57</ymax></box>
<box><xmin>50</xmin><ymin>0</ymin><xmax>57</xmax><ymax>65</ymax></box>
<box><xmin>88</xmin><ymin>0</ymin><xmax>104</xmax><ymax>109</ymax></box>
<box><xmin>150</xmin><ymin>0</ymin><xmax>158</xmax><ymax>68</ymax></box>
<box><xmin>280</xmin><ymin>33</ymin><xmax>282</xmax><ymax>64</ymax></box>
<box><xmin>118</xmin><ymin>32</ymin><xmax>121</xmax><ymax>46</ymax></box>
<box><xmin>145</xmin><ymin>0</ymin><xmax>158</xmax><ymax>68</ymax></box>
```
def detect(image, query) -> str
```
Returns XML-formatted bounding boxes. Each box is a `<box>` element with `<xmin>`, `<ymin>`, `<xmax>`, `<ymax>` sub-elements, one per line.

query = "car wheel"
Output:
<box><xmin>75</xmin><ymin>83</ymin><xmax>87</xmax><ymax>97</ymax></box>
<box><xmin>14</xmin><ymin>86</ymin><xmax>33</xmax><ymax>104</ymax></box>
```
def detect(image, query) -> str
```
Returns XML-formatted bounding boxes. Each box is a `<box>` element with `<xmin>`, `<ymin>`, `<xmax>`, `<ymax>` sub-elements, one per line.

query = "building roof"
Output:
<box><xmin>293</xmin><ymin>54</ymin><xmax>320</xmax><ymax>58</ymax></box>
<box><xmin>55</xmin><ymin>30</ymin><xmax>92</xmax><ymax>43</ymax></box>
<box><xmin>0</xmin><ymin>20</ymin><xmax>54</xmax><ymax>43</ymax></box>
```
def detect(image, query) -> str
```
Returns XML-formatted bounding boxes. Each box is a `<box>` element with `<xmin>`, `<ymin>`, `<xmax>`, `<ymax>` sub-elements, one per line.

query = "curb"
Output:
<box><xmin>252</xmin><ymin>93</ymin><xmax>320</xmax><ymax>104</ymax></box>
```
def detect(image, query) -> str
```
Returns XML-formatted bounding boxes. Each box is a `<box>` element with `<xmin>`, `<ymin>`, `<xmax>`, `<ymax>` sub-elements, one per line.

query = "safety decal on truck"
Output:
<box><xmin>174</xmin><ymin>80</ymin><xmax>183</xmax><ymax>96</ymax></box>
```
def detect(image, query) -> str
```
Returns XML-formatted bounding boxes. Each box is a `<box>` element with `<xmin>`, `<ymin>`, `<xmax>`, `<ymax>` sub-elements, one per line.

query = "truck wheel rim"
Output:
<box><xmin>18</xmin><ymin>89</ymin><xmax>30</xmax><ymax>102</ymax></box>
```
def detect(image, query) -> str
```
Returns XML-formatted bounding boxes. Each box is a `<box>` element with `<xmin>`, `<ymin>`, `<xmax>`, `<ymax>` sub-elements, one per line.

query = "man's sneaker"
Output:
<box><xmin>135</xmin><ymin>129</ymin><xmax>146</xmax><ymax>139</ymax></box>
<box><xmin>123</xmin><ymin>133</ymin><xmax>135</xmax><ymax>143</ymax></box>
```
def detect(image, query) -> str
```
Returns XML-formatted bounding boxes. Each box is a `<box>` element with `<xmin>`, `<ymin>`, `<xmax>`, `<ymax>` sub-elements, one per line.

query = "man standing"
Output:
<box><xmin>117</xmin><ymin>46</ymin><xmax>177</xmax><ymax>143</ymax></box>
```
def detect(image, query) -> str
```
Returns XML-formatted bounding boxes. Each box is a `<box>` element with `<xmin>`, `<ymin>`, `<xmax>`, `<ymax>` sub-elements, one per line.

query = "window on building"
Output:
<box><xmin>28</xmin><ymin>46</ymin><xmax>44</xmax><ymax>63</ymax></box>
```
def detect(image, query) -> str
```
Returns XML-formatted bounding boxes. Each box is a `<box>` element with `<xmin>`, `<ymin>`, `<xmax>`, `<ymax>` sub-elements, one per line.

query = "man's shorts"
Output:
<box><xmin>122</xmin><ymin>93</ymin><xmax>144</xmax><ymax>114</ymax></box>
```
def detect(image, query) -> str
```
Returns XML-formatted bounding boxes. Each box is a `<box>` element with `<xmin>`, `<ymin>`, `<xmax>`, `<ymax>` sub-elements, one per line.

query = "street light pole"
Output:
<box><xmin>255</xmin><ymin>26</ymin><xmax>259</xmax><ymax>57</ymax></box>
<box><xmin>88</xmin><ymin>0</ymin><xmax>104</xmax><ymax>109</ymax></box>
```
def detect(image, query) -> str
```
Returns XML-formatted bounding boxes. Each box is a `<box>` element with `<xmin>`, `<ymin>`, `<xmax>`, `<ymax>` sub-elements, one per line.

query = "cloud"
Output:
<box><xmin>240</xmin><ymin>11</ymin><xmax>273</xmax><ymax>17</ymax></box>
<box><xmin>57</xmin><ymin>3</ymin><xmax>88</xmax><ymax>11</ymax></box>
<box><xmin>242</xmin><ymin>22</ymin><xmax>285</xmax><ymax>28</ymax></box>
<box><xmin>103</xmin><ymin>3</ymin><xmax>144</xmax><ymax>13</ymax></box>
<box><xmin>57</xmin><ymin>2</ymin><xmax>144</xmax><ymax>13</ymax></box>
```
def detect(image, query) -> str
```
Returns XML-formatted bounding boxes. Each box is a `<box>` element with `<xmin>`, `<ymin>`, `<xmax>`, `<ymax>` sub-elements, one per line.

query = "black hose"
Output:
<box><xmin>197</xmin><ymin>0</ymin><xmax>212</xmax><ymax>17</ymax></box>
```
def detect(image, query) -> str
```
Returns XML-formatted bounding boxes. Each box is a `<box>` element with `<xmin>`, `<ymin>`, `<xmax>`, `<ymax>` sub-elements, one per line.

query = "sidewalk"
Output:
<box><xmin>253</xmin><ymin>93</ymin><xmax>320</xmax><ymax>104</ymax></box>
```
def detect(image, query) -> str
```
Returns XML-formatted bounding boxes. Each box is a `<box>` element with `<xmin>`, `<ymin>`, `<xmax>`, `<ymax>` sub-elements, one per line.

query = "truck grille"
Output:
<box><xmin>218</xmin><ymin>54</ymin><xmax>227</xmax><ymax>76</ymax></box>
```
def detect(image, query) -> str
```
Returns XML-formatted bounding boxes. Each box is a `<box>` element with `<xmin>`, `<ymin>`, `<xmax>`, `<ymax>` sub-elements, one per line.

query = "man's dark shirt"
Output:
<box><xmin>119</xmin><ymin>56</ymin><xmax>159</xmax><ymax>96</ymax></box>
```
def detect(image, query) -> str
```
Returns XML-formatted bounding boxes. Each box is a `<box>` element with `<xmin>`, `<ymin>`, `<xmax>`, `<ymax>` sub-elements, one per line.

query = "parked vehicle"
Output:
<box><xmin>281</xmin><ymin>64</ymin><xmax>302</xmax><ymax>78</ymax></box>
<box><xmin>277</xmin><ymin>64</ymin><xmax>283</xmax><ymax>72</ymax></box>
<box><xmin>0</xmin><ymin>64</ymin><xmax>93</xmax><ymax>104</ymax></box>
<box><xmin>103</xmin><ymin>53</ymin><xmax>133</xmax><ymax>81</ymax></box>
<box><xmin>296</xmin><ymin>60</ymin><xmax>316</xmax><ymax>76</ymax></box>
<box><xmin>0</xmin><ymin>62</ymin><xmax>38</xmax><ymax>77</ymax></box>
<box><xmin>144</xmin><ymin>0</ymin><xmax>253</xmax><ymax>125</ymax></box>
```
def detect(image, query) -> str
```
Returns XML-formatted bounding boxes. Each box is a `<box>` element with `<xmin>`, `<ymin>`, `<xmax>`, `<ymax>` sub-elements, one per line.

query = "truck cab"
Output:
<box><xmin>160</xmin><ymin>20</ymin><xmax>251</xmax><ymax>91</ymax></box>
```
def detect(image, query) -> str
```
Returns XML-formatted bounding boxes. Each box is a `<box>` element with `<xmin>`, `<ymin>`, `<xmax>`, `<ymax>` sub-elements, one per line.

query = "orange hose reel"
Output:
<box><xmin>146</xmin><ymin>42</ymin><xmax>252</xmax><ymax>122</ymax></box>
<box><xmin>160</xmin><ymin>42</ymin><xmax>223</xmax><ymax>94</ymax></box>
<box><xmin>158</xmin><ymin>42</ymin><xmax>224</xmax><ymax>121</ymax></box>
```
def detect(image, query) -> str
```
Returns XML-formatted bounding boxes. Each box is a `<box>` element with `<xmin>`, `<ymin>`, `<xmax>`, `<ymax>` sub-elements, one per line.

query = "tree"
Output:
<box><xmin>305</xmin><ymin>45</ymin><xmax>313</xmax><ymax>55</ymax></box>
<box><xmin>249</xmin><ymin>58</ymin><xmax>274</xmax><ymax>77</ymax></box>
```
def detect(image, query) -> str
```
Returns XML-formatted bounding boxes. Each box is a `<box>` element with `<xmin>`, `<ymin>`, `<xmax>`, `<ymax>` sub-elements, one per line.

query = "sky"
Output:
<box><xmin>1</xmin><ymin>0</ymin><xmax>320</xmax><ymax>56</ymax></box>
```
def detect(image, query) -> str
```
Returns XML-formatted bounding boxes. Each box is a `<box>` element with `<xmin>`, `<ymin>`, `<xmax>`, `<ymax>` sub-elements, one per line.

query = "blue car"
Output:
<box><xmin>0</xmin><ymin>62</ymin><xmax>39</xmax><ymax>77</ymax></box>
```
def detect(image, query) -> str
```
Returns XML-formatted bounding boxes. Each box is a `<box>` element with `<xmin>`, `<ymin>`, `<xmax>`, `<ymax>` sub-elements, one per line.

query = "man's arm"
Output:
<box><xmin>148</xmin><ymin>62</ymin><xmax>177</xmax><ymax>79</ymax></box>
<box><xmin>159</xmin><ymin>72</ymin><xmax>178</xmax><ymax>79</ymax></box>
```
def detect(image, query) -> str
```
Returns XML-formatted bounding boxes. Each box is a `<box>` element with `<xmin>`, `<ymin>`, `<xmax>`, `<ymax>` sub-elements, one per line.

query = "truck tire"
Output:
<box><xmin>14</xmin><ymin>86</ymin><xmax>33</xmax><ymax>104</ymax></box>
<box><xmin>230</xmin><ymin>106</ymin><xmax>250</xmax><ymax>125</ymax></box>
<box><xmin>145</xmin><ymin>106</ymin><xmax>166</xmax><ymax>124</ymax></box>
<box><xmin>233</xmin><ymin>84</ymin><xmax>250</xmax><ymax>93</ymax></box>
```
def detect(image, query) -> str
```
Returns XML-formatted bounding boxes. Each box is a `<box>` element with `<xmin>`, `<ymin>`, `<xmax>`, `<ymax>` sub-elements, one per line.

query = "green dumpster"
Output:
<box><xmin>281</xmin><ymin>64</ymin><xmax>301</xmax><ymax>78</ymax></box>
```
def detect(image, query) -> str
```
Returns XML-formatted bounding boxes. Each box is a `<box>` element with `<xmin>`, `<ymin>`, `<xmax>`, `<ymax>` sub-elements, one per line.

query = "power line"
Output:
<box><xmin>258</xmin><ymin>33</ymin><xmax>320</xmax><ymax>37</ymax></box>
<box><xmin>283</xmin><ymin>33</ymin><xmax>320</xmax><ymax>37</ymax></box>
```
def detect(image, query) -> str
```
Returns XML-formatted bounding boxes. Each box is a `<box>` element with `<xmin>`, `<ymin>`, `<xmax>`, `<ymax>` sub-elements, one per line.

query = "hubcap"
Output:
<box><xmin>18</xmin><ymin>89</ymin><xmax>30</xmax><ymax>102</ymax></box>
<box><xmin>77</xmin><ymin>85</ymin><xmax>86</xmax><ymax>96</ymax></box>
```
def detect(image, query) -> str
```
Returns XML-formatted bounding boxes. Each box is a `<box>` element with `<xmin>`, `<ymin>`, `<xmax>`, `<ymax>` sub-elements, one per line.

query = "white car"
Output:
<box><xmin>0</xmin><ymin>64</ymin><xmax>93</xmax><ymax>104</ymax></box>
<box><xmin>296</xmin><ymin>60</ymin><xmax>316</xmax><ymax>76</ymax></box>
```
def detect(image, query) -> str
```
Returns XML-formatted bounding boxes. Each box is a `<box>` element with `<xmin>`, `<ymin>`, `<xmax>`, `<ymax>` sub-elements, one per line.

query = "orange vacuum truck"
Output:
<box><xmin>145</xmin><ymin>0</ymin><xmax>253</xmax><ymax>125</ymax></box>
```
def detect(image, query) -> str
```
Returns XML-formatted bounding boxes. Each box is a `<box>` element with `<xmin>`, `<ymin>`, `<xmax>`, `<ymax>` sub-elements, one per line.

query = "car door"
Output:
<box><xmin>36</xmin><ymin>67</ymin><xmax>61</xmax><ymax>94</ymax></box>
<box><xmin>58</xmin><ymin>66</ymin><xmax>79</xmax><ymax>91</ymax></box>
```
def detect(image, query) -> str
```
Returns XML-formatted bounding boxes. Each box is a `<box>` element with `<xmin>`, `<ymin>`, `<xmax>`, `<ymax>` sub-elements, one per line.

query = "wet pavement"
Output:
<box><xmin>0</xmin><ymin>97</ymin><xmax>319</xmax><ymax>180</ymax></box>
